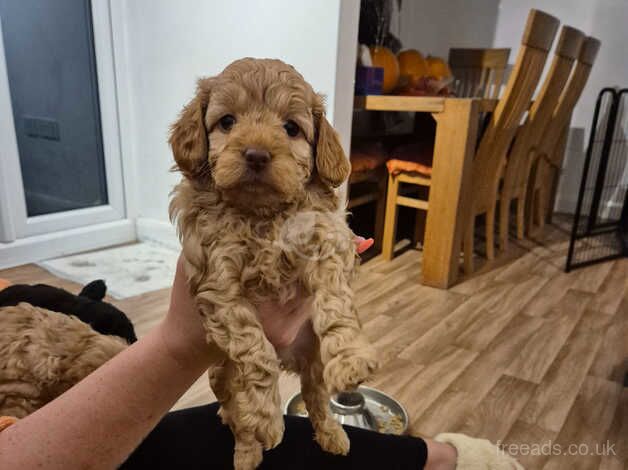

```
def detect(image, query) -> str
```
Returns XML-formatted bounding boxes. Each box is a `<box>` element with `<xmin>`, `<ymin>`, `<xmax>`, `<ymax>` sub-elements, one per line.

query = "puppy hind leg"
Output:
<box><xmin>199</xmin><ymin>299</ymin><xmax>284</xmax><ymax>451</ymax></box>
<box><xmin>225</xmin><ymin>399</ymin><xmax>264</xmax><ymax>470</ymax></box>
<box><xmin>209</xmin><ymin>360</ymin><xmax>265</xmax><ymax>470</ymax></box>
<box><xmin>237</xmin><ymin>367</ymin><xmax>284</xmax><ymax>450</ymax></box>
<box><xmin>234</xmin><ymin>435</ymin><xmax>263</xmax><ymax>470</ymax></box>
<box><xmin>220</xmin><ymin>368</ymin><xmax>284</xmax><ymax>470</ymax></box>
<box><xmin>300</xmin><ymin>349</ymin><xmax>350</xmax><ymax>455</ymax></box>
<box><xmin>208</xmin><ymin>357</ymin><xmax>232</xmax><ymax>425</ymax></box>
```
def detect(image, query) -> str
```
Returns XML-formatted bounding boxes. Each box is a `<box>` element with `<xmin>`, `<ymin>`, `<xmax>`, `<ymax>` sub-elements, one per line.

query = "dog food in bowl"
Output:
<box><xmin>285</xmin><ymin>386</ymin><xmax>408</xmax><ymax>435</ymax></box>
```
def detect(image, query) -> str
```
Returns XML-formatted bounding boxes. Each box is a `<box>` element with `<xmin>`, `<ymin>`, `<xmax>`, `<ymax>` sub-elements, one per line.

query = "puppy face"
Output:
<box><xmin>169</xmin><ymin>58</ymin><xmax>350</xmax><ymax>211</ymax></box>
<box><xmin>206</xmin><ymin>61</ymin><xmax>315</xmax><ymax>206</ymax></box>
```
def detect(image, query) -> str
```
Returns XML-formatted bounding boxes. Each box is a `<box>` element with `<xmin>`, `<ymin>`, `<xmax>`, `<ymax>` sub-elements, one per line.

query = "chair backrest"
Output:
<box><xmin>449</xmin><ymin>48</ymin><xmax>510</xmax><ymax>98</ymax></box>
<box><xmin>502</xmin><ymin>25</ymin><xmax>586</xmax><ymax>195</ymax></box>
<box><xmin>472</xmin><ymin>9</ymin><xmax>559</xmax><ymax>202</ymax></box>
<box><xmin>539</xmin><ymin>36</ymin><xmax>601</xmax><ymax>161</ymax></box>
<box><xmin>529</xmin><ymin>37</ymin><xmax>600</xmax><ymax>230</ymax></box>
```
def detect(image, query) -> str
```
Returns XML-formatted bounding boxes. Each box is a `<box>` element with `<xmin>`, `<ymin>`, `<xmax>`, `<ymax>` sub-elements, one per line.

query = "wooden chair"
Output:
<box><xmin>526</xmin><ymin>36</ymin><xmax>601</xmax><ymax>234</ymax></box>
<box><xmin>347</xmin><ymin>169</ymin><xmax>387</xmax><ymax>250</ymax></box>
<box><xmin>462</xmin><ymin>10</ymin><xmax>559</xmax><ymax>273</ymax></box>
<box><xmin>381</xmin><ymin>10</ymin><xmax>559</xmax><ymax>270</ymax></box>
<box><xmin>347</xmin><ymin>141</ymin><xmax>388</xmax><ymax>251</ymax></box>
<box><xmin>498</xmin><ymin>26</ymin><xmax>585</xmax><ymax>251</ymax></box>
<box><xmin>449</xmin><ymin>48</ymin><xmax>511</xmax><ymax>98</ymax></box>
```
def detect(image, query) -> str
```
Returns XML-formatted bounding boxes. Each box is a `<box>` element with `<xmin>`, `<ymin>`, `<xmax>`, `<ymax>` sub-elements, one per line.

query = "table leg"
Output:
<box><xmin>422</xmin><ymin>99</ymin><xmax>479</xmax><ymax>288</ymax></box>
<box><xmin>382</xmin><ymin>173</ymin><xmax>399</xmax><ymax>261</ymax></box>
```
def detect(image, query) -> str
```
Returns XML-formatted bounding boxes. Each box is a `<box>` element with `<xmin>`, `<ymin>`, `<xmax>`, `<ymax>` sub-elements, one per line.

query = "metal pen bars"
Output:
<box><xmin>566</xmin><ymin>87</ymin><xmax>628</xmax><ymax>271</ymax></box>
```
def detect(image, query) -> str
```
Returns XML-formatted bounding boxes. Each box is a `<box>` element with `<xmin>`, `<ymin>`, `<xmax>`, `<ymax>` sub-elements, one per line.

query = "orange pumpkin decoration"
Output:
<box><xmin>426</xmin><ymin>56</ymin><xmax>452</xmax><ymax>80</ymax></box>
<box><xmin>397</xmin><ymin>49</ymin><xmax>429</xmax><ymax>80</ymax></box>
<box><xmin>369</xmin><ymin>46</ymin><xmax>399</xmax><ymax>93</ymax></box>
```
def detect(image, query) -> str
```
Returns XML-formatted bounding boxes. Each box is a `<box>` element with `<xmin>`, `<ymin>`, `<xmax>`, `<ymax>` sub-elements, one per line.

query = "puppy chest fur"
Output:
<box><xmin>171</xmin><ymin>179</ymin><xmax>358</xmax><ymax>307</ymax></box>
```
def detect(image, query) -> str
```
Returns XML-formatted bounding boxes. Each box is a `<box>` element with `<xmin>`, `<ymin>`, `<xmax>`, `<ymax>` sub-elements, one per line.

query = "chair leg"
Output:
<box><xmin>463</xmin><ymin>214</ymin><xmax>474</xmax><ymax>275</ymax></box>
<box><xmin>381</xmin><ymin>174</ymin><xmax>399</xmax><ymax>261</ymax></box>
<box><xmin>530</xmin><ymin>188</ymin><xmax>540</xmax><ymax>231</ymax></box>
<box><xmin>524</xmin><ymin>159</ymin><xmax>539</xmax><ymax>237</ymax></box>
<box><xmin>516</xmin><ymin>196</ymin><xmax>525</xmax><ymax>240</ymax></box>
<box><xmin>537</xmin><ymin>185</ymin><xmax>546</xmax><ymax>232</ymax></box>
<box><xmin>542</xmin><ymin>169</ymin><xmax>556</xmax><ymax>224</ymax></box>
<box><xmin>526</xmin><ymin>187</ymin><xmax>542</xmax><ymax>237</ymax></box>
<box><xmin>485</xmin><ymin>205</ymin><xmax>495</xmax><ymax>261</ymax></box>
<box><xmin>373</xmin><ymin>171</ymin><xmax>387</xmax><ymax>252</ymax></box>
<box><xmin>499</xmin><ymin>196</ymin><xmax>510</xmax><ymax>252</ymax></box>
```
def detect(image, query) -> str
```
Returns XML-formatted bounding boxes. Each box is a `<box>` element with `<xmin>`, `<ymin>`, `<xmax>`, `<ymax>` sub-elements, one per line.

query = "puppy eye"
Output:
<box><xmin>218</xmin><ymin>114</ymin><xmax>236</xmax><ymax>132</ymax></box>
<box><xmin>283</xmin><ymin>120</ymin><xmax>300</xmax><ymax>137</ymax></box>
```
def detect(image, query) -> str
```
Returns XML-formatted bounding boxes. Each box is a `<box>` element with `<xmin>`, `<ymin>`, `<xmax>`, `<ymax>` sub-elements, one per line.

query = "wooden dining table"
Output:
<box><xmin>353</xmin><ymin>95</ymin><xmax>498</xmax><ymax>289</ymax></box>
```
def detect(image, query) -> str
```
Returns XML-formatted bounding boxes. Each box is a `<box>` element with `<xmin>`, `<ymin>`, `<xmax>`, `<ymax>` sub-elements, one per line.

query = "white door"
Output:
<box><xmin>0</xmin><ymin>0</ymin><xmax>125</xmax><ymax>243</ymax></box>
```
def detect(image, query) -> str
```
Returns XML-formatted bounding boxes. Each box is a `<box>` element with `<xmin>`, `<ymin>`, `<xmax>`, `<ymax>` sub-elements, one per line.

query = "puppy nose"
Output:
<box><xmin>245</xmin><ymin>148</ymin><xmax>271</xmax><ymax>171</ymax></box>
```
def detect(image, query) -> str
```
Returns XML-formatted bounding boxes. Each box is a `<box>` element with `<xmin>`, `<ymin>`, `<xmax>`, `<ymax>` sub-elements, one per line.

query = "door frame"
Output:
<box><xmin>0</xmin><ymin>0</ymin><xmax>126</xmax><ymax>241</ymax></box>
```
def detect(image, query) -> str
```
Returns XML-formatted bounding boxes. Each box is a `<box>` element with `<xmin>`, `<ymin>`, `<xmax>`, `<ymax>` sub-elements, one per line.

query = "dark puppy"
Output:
<box><xmin>0</xmin><ymin>280</ymin><xmax>137</xmax><ymax>344</ymax></box>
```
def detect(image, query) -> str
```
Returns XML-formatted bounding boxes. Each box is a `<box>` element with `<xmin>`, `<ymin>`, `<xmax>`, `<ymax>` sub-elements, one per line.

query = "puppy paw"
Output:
<box><xmin>234</xmin><ymin>441</ymin><xmax>263</xmax><ymax>470</ymax></box>
<box><xmin>315</xmin><ymin>421</ymin><xmax>350</xmax><ymax>455</ymax></box>
<box><xmin>256</xmin><ymin>411</ymin><xmax>285</xmax><ymax>450</ymax></box>
<box><xmin>323</xmin><ymin>348</ymin><xmax>378</xmax><ymax>394</ymax></box>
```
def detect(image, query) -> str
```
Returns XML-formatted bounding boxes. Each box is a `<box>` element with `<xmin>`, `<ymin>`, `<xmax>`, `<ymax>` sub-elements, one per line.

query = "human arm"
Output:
<box><xmin>0</xmin><ymin>256</ymin><xmax>223</xmax><ymax>469</ymax></box>
<box><xmin>0</xmin><ymin>236</ymin><xmax>373</xmax><ymax>469</ymax></box>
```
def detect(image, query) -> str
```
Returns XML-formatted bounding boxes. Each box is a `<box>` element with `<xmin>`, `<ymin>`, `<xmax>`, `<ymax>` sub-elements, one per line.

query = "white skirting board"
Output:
<box><xmin>135</xmin><ymin>217</ymin><xmax>181</xmax><ymax>251</ymax></box>
<box><xmin>0</xmin><ymin>219</ymin><xmax>136</xmax><ymax>270</ymax></box>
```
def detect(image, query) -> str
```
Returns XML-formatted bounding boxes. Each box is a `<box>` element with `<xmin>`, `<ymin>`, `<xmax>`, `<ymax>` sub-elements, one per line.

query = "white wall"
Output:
<box><xmin>493</xmin><ymin>0</ymin><xmax>628</xmax><ymax>212</ymax></box>
<box><xmin>112</xmin><ymin>0</ymin><xmax>353</xmax><ymax>224</ymax></box>
<box><xmin>393</xmin><ymin>0</ymin><xmax>500</xmax><ymax>58</ymax></box>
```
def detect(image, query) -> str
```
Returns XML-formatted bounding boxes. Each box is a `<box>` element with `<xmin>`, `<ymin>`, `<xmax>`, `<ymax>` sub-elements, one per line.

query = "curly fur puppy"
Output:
<box><xmin>169</xmin><ymin>58</ymin><xmax>378</xmax><ymax>470</ymax></box>
<box><xmin>0</xmin><ymin>280</ymin><xmax>137</xmax><ymax>344</ymax></box>
<box><xmin>0</xmin><ymin>303</ymin><xmax>127</xmax><ymax>418</ymax></box>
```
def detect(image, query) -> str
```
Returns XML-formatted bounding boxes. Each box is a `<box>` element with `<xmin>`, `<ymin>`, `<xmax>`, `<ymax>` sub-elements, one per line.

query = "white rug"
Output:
<box><xmin>39</xmin><ymin>242</ymin><xmax>179</xmax><ymax>299</ymax></box>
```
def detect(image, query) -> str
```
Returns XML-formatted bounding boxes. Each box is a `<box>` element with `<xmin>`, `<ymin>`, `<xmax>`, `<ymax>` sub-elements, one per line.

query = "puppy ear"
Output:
<box><xmin>79</xmin><ymin>280</ymin><xmax>107</xmax><ymax>301</ymax></box>
<box><xmin>313</xmin><ymin>98</ymin><xmax>351</xmax><ymax>188</ymax></box>
<box><xmin>169</xmin><ymin>77</ymin><xmax>213</xmax><ymax>176</ymax></box>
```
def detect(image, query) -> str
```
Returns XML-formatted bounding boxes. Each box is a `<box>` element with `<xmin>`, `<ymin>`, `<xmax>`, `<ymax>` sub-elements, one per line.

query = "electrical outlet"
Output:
<box><xmin>23</xmin><ymin>116</ymin><xmax>60</xmax><ymax>141</ymax></box>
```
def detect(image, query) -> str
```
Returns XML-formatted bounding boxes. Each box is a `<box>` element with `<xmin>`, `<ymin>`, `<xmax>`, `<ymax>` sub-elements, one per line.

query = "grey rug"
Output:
<box><xmin>39</xmin><ymin>242</ymin><xmax>179</xmax><ymax>299</ymax></box>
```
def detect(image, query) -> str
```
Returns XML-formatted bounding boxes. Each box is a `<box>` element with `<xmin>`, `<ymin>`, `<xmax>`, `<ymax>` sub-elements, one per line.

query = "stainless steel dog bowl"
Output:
<box><xmin>285</xmin><ymin>386</ymin><xmax>408</xmax><ymax>435</ymax></box>
<box><xmin>330</xmin><ymin>391</ymin><xmax>377</xmax><ymax>430</ymax></box>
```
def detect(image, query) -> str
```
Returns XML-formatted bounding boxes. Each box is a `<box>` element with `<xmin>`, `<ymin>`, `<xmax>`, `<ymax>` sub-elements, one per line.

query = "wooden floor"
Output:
<box><xmin>1</xmin><ymin>221</ymin><xmax>626</xmax><ymax>469</ymax></box>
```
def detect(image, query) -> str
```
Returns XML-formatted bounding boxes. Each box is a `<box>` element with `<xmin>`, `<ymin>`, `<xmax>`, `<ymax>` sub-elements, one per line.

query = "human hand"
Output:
<box><xmin>159</xmin><ymin>256</ymin><xmax>220</xmax><ymax>367</ymax></box>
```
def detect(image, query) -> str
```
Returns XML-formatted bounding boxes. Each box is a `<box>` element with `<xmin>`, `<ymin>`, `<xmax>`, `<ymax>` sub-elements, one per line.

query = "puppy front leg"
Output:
<box><xmin>298</xmin><ymin>335</ymin><xmax>350</xmax><ymax>455</ymax></box>
<box><xmin>198</xmin><ymin>298</ymin><xmax>283</xmax><ymax>470</ymax></box>
<box><xmin>305</xmin><ymin>261</ymin><xmax>378</xmax><ymax>394</ymax></box>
